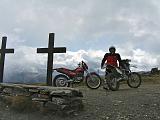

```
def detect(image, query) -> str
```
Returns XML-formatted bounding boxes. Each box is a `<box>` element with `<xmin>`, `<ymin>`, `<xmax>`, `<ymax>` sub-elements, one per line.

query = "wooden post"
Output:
<box><xmin>37</xmin><ymin>33</ymin><xmax>66</xmax><ymax>86</ymax></box>
<box><xmin>0</xmin><ymin>37</ymin><xmax>14</xmax><ymax>82</ymax></box>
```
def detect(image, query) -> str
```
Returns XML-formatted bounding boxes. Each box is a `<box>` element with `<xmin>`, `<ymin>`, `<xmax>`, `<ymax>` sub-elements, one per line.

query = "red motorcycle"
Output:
<box><xmin>53</xmin><ymin>61</ymin><xmax>102</xmax><ymax>89</ymax></box>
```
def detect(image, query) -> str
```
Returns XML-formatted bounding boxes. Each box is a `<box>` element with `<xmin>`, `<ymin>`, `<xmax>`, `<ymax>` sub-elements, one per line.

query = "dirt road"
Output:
<box><xmin>1</xmin><ymin>83</ymin><xmax>160</xmax><ymax>120</ymax></box>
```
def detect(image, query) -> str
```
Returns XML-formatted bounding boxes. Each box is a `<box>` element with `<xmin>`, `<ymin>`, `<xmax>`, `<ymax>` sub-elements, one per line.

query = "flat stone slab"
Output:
<box><xmin>0</xmin><ymin>83</ymin><xmax>83</xmax><ymax>97</ymax></box>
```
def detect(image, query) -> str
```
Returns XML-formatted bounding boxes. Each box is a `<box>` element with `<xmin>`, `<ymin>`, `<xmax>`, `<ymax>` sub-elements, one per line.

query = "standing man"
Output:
<box><xmin>101</xmin><ymin>46</ymin><xmax>121</xmax><ymax>89</ymax></box>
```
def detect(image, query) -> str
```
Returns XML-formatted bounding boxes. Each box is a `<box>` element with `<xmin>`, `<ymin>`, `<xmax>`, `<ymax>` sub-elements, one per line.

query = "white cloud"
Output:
<box><xmin>0</xmin><ymin>0</ymin><xmax>159</xmax><ymax>82</ymax></box>
<box><xmin>0</xmin><ymin>0</ymin><xmax>160</xmax><ymax>51</ymax></box>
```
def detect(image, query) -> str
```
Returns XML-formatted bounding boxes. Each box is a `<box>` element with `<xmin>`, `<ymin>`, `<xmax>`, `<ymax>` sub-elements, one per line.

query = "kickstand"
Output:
<box><xmin>71</xmin><ymin>82</ymin><xmax>74</xmax><ymax>88</ymax></box>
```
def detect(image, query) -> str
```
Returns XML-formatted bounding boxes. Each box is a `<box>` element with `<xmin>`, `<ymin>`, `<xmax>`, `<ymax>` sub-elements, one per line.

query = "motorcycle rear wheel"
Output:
<box><xmin>86</xmin><ymin>72</ymin><xmax>102</xmax><ymax>89</ymax></box>
<box><xmin>53</xmin><ymin>74</ymin><xmax>70</xmax><ymax>87</ymax></box>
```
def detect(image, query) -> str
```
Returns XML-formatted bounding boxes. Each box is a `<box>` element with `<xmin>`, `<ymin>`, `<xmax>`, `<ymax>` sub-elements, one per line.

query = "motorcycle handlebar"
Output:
<box><xmin>123</xmin><ymin>59</ymin><xmax>131</xmax><ymax>62</ymax></box>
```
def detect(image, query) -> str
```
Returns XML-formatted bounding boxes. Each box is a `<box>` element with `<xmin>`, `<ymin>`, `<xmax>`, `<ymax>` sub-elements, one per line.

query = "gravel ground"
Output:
<box><xmin>1</xmin><ymin>83</ymin><xmax>160</xmax><ymax>120</ymax></box>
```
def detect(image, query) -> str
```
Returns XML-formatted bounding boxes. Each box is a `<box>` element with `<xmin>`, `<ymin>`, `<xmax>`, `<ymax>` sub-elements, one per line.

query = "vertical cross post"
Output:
<box><xmin>37</xmin><ymin>33</ymin><xmax>66</xmax><ymax>86</ymax></box>
<box><xmin>0</xmin><ymin>37</ymin><xmax>14</xmax><ymax>82</ymax></box>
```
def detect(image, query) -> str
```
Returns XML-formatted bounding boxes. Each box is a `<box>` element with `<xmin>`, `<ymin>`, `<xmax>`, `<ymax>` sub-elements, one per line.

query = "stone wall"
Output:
<box><xmin>0</xmin><ymin>83</ymin><xmax>83</xmax><ymax>115</ymax></box>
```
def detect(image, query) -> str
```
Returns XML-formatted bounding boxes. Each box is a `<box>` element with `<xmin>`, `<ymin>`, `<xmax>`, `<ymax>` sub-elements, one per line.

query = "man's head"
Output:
<box><xmin>109</xmin><ymin>46</ymin><xmax>116</xmax><ymax>54</ymax></box>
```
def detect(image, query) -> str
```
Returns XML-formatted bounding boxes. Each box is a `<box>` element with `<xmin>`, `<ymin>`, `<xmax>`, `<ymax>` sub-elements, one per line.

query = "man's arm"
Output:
<box><xmin>117</xmin><ymin>53</ymin><xmax>122</xmax><ymax>66</ymax></box>
<box><xmin>101</xmin><ymin>53</ymin><xmax>108</xmax><ymax>68</ymax></box>
<box><xmin>117</xmin><ymin>53</ymin><xmax>121</xmax><ymax>61</ymax></box>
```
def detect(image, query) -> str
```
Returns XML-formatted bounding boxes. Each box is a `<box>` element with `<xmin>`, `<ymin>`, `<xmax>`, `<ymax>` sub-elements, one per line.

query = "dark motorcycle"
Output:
<box><xmin>102</xmin><ymin>59</ymin><xmax>142</xmax><ymax>91</ymax></box>
<box><xmin>53</xmin><ymin>61</ymin><xmax>102</xmax><ymax>89</ymax></box>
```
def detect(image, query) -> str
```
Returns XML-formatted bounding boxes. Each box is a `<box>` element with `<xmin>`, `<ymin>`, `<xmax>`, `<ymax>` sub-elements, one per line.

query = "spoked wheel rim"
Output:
<box><xmin>55</xmin><ymin>77</ymin><xmax>69</xmax><ymax>87</ymax></box>
<box><xmin>107</xmin><ymin>74</ymin><xmax>120</xmax><ymax>91</ymax></box>
<box><xmin>128</xmin><ymin>73</ymin><xmax>141</xmax><ymax>88</ymax></box>
<box><xmin>86</xmin><ymin>74</ymin><xmax>101</xmax><ymax>89</ymax></box>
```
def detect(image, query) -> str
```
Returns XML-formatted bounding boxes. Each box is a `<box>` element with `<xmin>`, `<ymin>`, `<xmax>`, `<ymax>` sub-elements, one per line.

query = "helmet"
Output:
<box><xmin>109</xmin><ymin>46</ymin><xmax>116</xmax><ymax>53</ymax></box>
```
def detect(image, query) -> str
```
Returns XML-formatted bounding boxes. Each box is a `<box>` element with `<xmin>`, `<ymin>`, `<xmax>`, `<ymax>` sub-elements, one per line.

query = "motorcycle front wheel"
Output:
<box><xmin>127</xmin><ymin>72</ymin><xmax>141</xmax><ymax>88</ymax></box>
<box><xmin>107</xmin><ymin>74</ymin><xmax>120</xmax><ymax>91</ymax></box>
<box><xmin>86</xmin><ymin>72</ymin><xmax>102</xmax><ymax>89</ymax></box>
<box><xmin>53</xmin><ymin>74</ymin><xmax>70</xmax><ymax>87</ymax></box>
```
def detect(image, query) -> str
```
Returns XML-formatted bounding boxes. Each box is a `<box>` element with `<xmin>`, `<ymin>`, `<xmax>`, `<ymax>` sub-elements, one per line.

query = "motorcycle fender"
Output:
<box><xmin>54</xmin><ymin>74</ymin><xmax>70</xmax><ymax>81</ymax></box>
<box><xmin>85</xmin><ymin>72</ymin><xmax>101</xmax><ymax>80</ymax></box>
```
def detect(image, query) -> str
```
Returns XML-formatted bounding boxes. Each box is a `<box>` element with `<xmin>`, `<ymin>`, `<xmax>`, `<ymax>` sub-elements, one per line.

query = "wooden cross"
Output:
<box><xmin>0</xmin><ymin>37</ymin><xmax>14</xmax><ymax>83</ymax></box>
<box><xmin>37</xmin><ymin>33</ymin><xmax>66</xmax><ymax>86</ymax></box>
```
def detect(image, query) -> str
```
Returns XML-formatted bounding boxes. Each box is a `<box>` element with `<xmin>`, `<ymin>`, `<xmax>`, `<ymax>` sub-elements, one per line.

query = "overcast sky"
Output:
<box><xmin>0</xmin><ymin>0</ymin><xmax>160</xmax><ymax>82</ymax></box>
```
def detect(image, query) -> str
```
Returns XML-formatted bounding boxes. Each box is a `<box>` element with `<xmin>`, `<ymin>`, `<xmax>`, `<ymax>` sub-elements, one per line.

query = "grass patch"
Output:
<box><xmin>141</xmin><ymin>74</ymin><xmax>160</xmax><ymax>84</ymax></box>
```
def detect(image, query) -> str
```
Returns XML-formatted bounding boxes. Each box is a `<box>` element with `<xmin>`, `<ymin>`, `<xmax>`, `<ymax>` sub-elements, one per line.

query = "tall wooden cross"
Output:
<box><xmin>37</xmin><ymin>33</ymin><xmax>66</xmax><ymax>86</ymax></box>
<box><xmin>0</xmin><ymin>37</ymin><xmax>14</xmax><ymax>83</ymax></box>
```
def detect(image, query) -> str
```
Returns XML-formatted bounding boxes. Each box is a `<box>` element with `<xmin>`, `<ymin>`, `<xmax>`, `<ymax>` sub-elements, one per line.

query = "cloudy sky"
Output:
<box><xmin>0</xmin><ymin>0</ymin><xmax>160</xmax><ymax>82</ymax></box>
